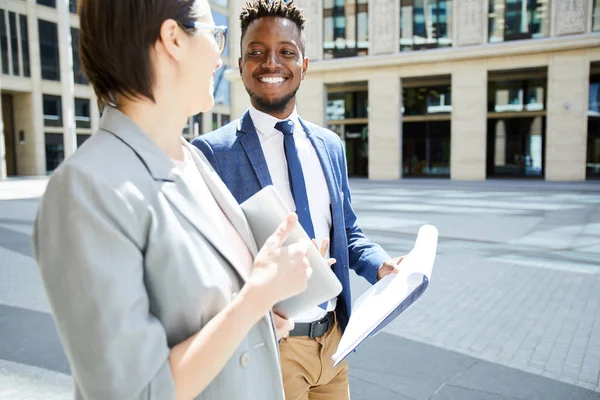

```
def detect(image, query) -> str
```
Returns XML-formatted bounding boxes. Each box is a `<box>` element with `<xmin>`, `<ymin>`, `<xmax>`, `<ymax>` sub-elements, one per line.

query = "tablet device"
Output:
<box><xmin>240</xmin><ymin>185</ymin><xmax>343</xmax><ymax>318</ymax></box>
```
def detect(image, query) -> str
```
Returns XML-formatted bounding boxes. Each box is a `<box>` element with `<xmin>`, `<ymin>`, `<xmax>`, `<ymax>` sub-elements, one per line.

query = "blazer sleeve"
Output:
<box><xmin>32</xmin><ymin>166</ymin><xmax>176</xmax><ymax>400</ymax></box>
<box><xmin>192</xmin><ymin>136</ymin><xmax>222</xmax><ymax>176</ymax></box>
<box><xmin>336</xmin><ymin>137</ymin><xmax>390</xmax><ymax>285</ymax></box>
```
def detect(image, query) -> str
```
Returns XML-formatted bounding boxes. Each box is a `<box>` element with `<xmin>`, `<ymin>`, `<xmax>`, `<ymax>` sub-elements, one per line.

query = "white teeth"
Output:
<box><xmin>260</xmin><ymin>77</ymin><xmax>285</xmax><ymax>84</ymax></box>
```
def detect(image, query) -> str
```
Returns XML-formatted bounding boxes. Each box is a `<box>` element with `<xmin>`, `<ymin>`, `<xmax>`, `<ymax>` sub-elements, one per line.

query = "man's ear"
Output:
<box><xmin>301</xmin><ymin>56</ymin><xmax>309</xmax><ymax>80</ymax></box>
<box><xmin>158</xmin><ymin>19</ymin><xmax>185</xmax><ymax>61</ymax></box>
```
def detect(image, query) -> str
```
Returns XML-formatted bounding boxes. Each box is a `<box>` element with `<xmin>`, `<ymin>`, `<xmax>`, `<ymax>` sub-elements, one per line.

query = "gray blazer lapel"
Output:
<box><xmin>184</xmin><ymin>140</ymin><xmax>259</xmax><ymax>257</ymax></box>
<box><xmin>238</xmin><ymin>112</ymin><xmax>273</xmax><ymax>188</ymax></box>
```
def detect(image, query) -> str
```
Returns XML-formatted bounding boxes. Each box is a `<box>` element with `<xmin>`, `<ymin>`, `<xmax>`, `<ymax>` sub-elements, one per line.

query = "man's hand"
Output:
<box><xmin>377</xmin><ymin>255</ymin><xmax>406</xmax><ymax>281</ymax></box>
<box><xmin>273</xmin><ymin>311</ymin><xmax>294</xmax><ymax>340</ymax></box>
<box><xmin>312</xmin><ymin>238</ymin><xmax>336</xmax><ymax>267</ymax></box>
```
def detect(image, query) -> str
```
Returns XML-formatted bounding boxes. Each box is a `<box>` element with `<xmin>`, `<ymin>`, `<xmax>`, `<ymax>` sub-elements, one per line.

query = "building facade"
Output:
<box><xmin>0</xmin><ymin>0</ymin><xmax>232</xmax><ymax>179</ymax></box>
<box><xmin>224</xmin><ymin>0</ymin><xmax>600</xmax><ymax>181</ymax></box>
<box><xmin>2</xmin><ymin>0</ymin><xmax>599</xmax><ymax>181</ymax></box>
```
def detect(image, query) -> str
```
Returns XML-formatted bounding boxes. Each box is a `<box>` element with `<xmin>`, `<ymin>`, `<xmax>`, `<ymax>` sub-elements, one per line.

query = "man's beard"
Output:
<box><xmin>245</xmin><ymin>84</ymin><xmax>300</xmax><ymax>115</ymax></box>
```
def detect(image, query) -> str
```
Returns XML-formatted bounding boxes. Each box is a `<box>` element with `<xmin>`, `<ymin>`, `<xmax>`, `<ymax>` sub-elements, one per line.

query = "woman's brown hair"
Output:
<box><xmin>78</xmin><ymin>0</ymin><xmax>199</xmax><ymax>108</ymax></box>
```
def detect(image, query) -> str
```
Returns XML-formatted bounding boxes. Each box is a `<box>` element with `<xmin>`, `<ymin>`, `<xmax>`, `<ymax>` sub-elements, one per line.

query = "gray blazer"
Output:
<box><xmin>33</xmin><ymin>107</ymin><xmax>285</xmax><ymax>400</ymax></box>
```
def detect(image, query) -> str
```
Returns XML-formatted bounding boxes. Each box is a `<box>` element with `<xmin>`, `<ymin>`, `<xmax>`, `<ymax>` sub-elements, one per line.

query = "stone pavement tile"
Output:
<box><xmin>0</xmin><ymin>305</ymin><xmax>70</xmax><ymax>374</ymax></box>
<box><xmin>432</xmin><ymin>385</ymin><xmax>522</xmax><ymax>400</ymax></box>
<box><xmin>450</xmin><ymin>361</ymin><xmax>600</xmax><ymax>400</ymax></box>
<box><xmin>0</xmin><ymin>247</ymin><xmax>51</xmax><ymax>313</ymax></box>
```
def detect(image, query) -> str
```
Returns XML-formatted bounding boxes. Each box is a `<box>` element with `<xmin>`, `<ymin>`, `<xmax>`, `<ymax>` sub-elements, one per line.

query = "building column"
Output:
<box><xmin>455</xmin><ymin>0</ymin><xmax>486</xmax><ymax>47</ymax></box>
<box><xmin>451</xmin><ymin>62</ymin><xmax>487</xmax><ymax>180</ymax></box>
<box><xmin>369</xmin><ymin>0</ymin><xmax>399</xmax><ymax>55</ymax></box>
<box><xmin>25</xmin><ymin>0</ymin><xmax>45</xmax><ymax>175</ymax></box>
<box><xmin>202</xmin><ymin>111</ymin><xmax>213</xmax><ymax>135</ymax></box>
<box><xmin>0</xmin><ymin>94</ymin><xmax>6</xmax><ymax>180</ymax></box>
<box><xmin>296</xmin><ymin>77</ymin><xmax>325</xmax><ymax>127</ymax></box>
<box><xmin>545</xmin><ymin>50</ymin><xmax>590</xmax><ymax>181</ymax></box>
<box><xmin>552</xmin><ymin>0</ymin><xmax>588</xmax><ymax>37</ymax></box>
<box><xmin>368</xmin><ymin>74</ymin><xmax>401</xmax><ymax>180</ymax></box>
<box><xmin>91</xmin><ymin>94</ymin><xmax>100</xmax><ymax>133</ymax></box>
<box><xmin>294</xmin><ymin>0</ymin><xmax>323</xmax><ymax>61</ymax></box>
<box><xmin>57</xmin><ymin>0</ymin><xmax>76</xmax><ymax>158</ymax></box>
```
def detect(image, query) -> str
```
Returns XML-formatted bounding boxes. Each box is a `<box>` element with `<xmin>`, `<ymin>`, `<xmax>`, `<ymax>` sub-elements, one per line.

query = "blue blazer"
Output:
<box><xmin>192</xmin><ymin>111</ymin><xmax>390</xmax><ymax>331</ymax></box>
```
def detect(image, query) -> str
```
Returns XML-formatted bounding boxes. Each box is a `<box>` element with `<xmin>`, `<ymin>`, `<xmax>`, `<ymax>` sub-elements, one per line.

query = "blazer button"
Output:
<box><xmin>240</xmin><ymin>352</ymin><xmax>250</xmax><ymax>368</ymax></box>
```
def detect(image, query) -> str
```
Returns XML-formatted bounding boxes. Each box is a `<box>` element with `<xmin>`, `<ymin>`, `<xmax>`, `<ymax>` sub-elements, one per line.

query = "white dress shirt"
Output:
<box><xmin>249</xmin><ymin>105</ymin><xmax>335</xmax><ymax>323</ymax></box>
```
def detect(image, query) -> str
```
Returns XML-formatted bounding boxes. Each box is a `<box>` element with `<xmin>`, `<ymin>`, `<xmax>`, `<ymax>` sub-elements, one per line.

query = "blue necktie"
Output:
<box><xmin>275</xmin><ymin>120</ymin><xmax>327</xmax><ymax>310</ymax></box>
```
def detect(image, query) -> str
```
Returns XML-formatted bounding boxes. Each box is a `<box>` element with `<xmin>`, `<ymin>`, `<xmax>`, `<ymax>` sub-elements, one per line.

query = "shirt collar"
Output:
<box><xmin>248</xmin><ymin>104</ymin><xmax>301</xmax><ymax>138</ymax></box>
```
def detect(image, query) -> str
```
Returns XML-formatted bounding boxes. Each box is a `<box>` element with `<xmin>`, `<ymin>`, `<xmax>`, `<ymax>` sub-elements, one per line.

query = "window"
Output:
<box><xmin>45</xmin><ymin>133</ymin><xmax>64</xmax><ymax>173</ymax></box>
<box><xmin>211</xmin><ymin>11</ymin><xmax>228</xmax><ymax>56</ymax></box>
<box><xmin>19</xmin><ymin>15</ymin><xmax>30</xmax><ymax>77</ymax></box>
<box><xmin>213</xmin><ymin>64</ymin><xmax>230</xmax><ymax>106</ymax></box>
<box><xmin>43</xmin><ymin>95</ymin><xmax>62</xmax><ymax>127</ymax></box>
<box><xmin>69</xmin><ymin>0</ymin><xmax>78</xmax><ymax>14</ymax></box>
<box><xmin>489</xmin><ymin>0</ymin><xmax>549</xmax><ymax>43</ymax></box>
<box><xmin>193</xmin><ymin>113</ymin><xmax>203</xmax><ymax>136</ymax></box>
<box><xmin>77</xmin><ymin>134</ymin><xmax>91</xmax><ymax>147</ymax></box>
<box><xmin>403</xmin><ymin>85</ymin><xmax>452</xmax><ymax>115</ymax></box>
<box><xmin>75</xmin><ymin>98</ymin><xmax>91</xmax><ymax>129</ymax></box>
<box><xmin>326</xmin><ymin>90</ymin><xmax>368</xmax><ymax>120</ymax></box>
<box><xmin>0</xmin><ymin>10</ymin><xmax>9</xmax><ymax>74</ymax></box>
<box><xmin>400</xmin><ymin>0</ymin><xmax>453</xmax><ymax>51</ymax></box>
<box><xmin>38</xmin><ymin>20</ymin><xmax>60</xmax><ymax>80</ymax></box>
<box><xmin>8</xmin><ymin>12</ymin><xmax>19</xmax><ymax>76</ymax></box>
<box><xmin>212</xmin><ymin>114</ymin><xmax>218</xmax><ymax>130</ymax></box>
<box><xmin>37</xmin><ymin>0</ymin><xmax>56</xmax><ymax>7</ymax></box>
<box><xmin>488</xmin><ymin>79</ymin><xmax>545</xmax><ymax>113</ymax></box>
<box><xmin>71</xmin><ymin>28</ymin><xmax>87</xmax><ymax>84</ymax></box>
<box><xmin>221</xmin><ymin>114</ymin><xmax>230</xmax><ymax>126</ymax></box>
<box><xmin>594</xmin><ymin>0</ymin><xmax>600</xmax><ymax>32</ymax></box>
<box><xmin>324</xmin><ymin>0</ymin><xmax>369</xmax><ymax>59</ymax></box>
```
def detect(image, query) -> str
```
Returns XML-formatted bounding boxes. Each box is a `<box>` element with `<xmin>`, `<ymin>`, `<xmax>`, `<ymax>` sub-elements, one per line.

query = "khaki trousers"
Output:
<box><xmin>279</xmin><ymin>317</ymin><xmax>349</xmax><ymax>400</ymax></box>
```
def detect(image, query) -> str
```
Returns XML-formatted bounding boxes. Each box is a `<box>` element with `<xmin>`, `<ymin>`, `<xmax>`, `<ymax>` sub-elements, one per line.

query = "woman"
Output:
<box><xmin>32</xmin><ymin>0</ymin><xmax>310</xmax><ymax>399</ymax></box>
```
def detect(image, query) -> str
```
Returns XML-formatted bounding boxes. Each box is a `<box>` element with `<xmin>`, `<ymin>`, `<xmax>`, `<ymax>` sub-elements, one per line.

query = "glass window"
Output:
<box><xmin>221</xmin><ymin>114</ymin><xmax>230</xmax><ymax>126</ymax></box>
<box><xmin>403</xmin><ymin>120</ymin><xmax>451</xmax><ymax>177</ymax></box>
<box><xmin>38</xmin><ymin>19</ymin><xmax>60</xmax><ymax>81</ymax></box>
<box><xmin>594</xmin><ymin>0</ymin><xmax>600</xmax><ymax>32</ymax></box>
<box><xmin>400</xmin><ymin>0</ymin><xmax>453</xmax><ymax>51</ymax></box>
<box><xmin>0</xmin><ymin>10</ymin><xmax>9</xmax><ymax>75</ymax></box>
<box><xmin>8</xmin><ymin>12</ymin><xmax>19</xmax><ymax>76</ymax></box>
<box><xmin>213</xmin><ymin>64</ymin><xmax>230</xmax><ymax>106</ymax></box>
<box><xmin>193</xmin><ymin>113</ymin><xmax>203</xmax><ymax>136</ymax></box>
<box><xmin>45</xmin><ymin>133</ymin><xmax>64</xmax><ymax>174</ymax></box>
<box><xmin>37</xmin><ymin>0</ymin><xmax>56</xmax><ymax>7</ymax></box>
<box><xmin>324</xmin><ymin>0</ymin><xmax>369</xmax><ymax>59</ymax></box>
<box><xmin>489</xmin><ymin>0</ymin><xmax>549</xmax><ymax>43</ymax></box>
<box><xmin>77</xmin><ymin>134</ymin><xmax>91</xmax><ymax>147</ymax></box>
<box><xmin>487</xmin><ymin>117</ymin><xmax>544</xmax><ymax>177</ymax></box>
<box><xmin>211</xmin><ymin>11</ymin><xmax>228</xmax><ymax>57</ymax></box>
<box><xmin>71</xmin><ymin>28</ymin><xmax>87</xmax><ymax>84</ymax></box>
<box><xmin>588</xmin><ymin>73</ymin><xmax>600</xmax><ymax>178</ymax></box>
<box><xmin>210</xmin><ymin>0</ymin><xmax>228</xmax><ymax>7</ymax></box>
<box><xmin>326</xmin><ymin>90</ymin><xmax>368</xmax><ymax>120</ymax></box>
<box><xmin>403</xmin><ymin>85</ymin><xmax>452</xmax><ymax>115</ymax></box>
<box><xmin>212</xmin><ymin>114</ymin><xmax>218</xmax><ymax>130</ymax></box>
<box><xmin>75</xmin><ymin>98</ymin><xmax>91</xmax><ymax>129</ymax></box>
<box><xmin>19</xmin><ymin>15</ymin><xmax>30</xmax><ymax>77</ymax></box>
<box><xmin>69</xmin><ymin>0</ymin><xmax>78</xmax><ymax>14</ymax></box>
<box><xmin>43</xmin><ymin>94</ymin><xmax>62</xmax><ymax>127</ymax></box>
<box><xmin>489</xmin><ymin>79</ymin><xmax>545</xmax><ymax>113</ymax></box>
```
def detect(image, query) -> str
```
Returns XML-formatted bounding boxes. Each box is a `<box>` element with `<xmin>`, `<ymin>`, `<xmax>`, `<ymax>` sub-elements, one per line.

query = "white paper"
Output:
<box><xmin>332</xmin><ymin>225</ymin><xmax>438</xmax><ymax>366</ymax></box>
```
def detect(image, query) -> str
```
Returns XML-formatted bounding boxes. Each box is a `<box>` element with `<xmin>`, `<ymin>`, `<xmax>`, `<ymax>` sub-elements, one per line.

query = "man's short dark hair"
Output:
<box><xmin>240</xmin><ymin>0</ymin><xmax>306</xmax><ymax>55</ymax></box>
<box><xmin>78</xmin><ymin>0</ymin><xmax>199</xmax><ymax>108</ymax></box>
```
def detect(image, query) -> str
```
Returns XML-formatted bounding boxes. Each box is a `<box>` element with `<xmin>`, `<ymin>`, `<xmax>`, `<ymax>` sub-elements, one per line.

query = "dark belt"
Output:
<box><xmin>289</xmin><ymin>311</ymin><xmax>335</xmax><ymax>339</ymax></box>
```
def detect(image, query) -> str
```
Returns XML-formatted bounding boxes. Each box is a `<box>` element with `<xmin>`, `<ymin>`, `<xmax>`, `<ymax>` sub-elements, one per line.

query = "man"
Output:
<box><xmin>193</xmin><ymin>1</ymin><xmax>403</xmax><ymax>398</ymax></box>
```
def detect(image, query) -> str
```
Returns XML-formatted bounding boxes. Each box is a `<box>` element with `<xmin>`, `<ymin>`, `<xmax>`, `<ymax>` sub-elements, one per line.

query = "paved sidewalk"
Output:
<box><xmin>1</xmin><ymin>178</ymin><xmax>599</xmax><ymax>399</ymax></box>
